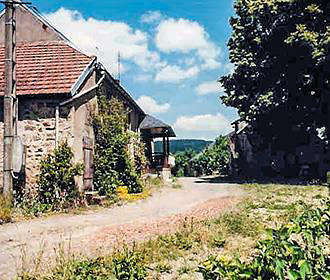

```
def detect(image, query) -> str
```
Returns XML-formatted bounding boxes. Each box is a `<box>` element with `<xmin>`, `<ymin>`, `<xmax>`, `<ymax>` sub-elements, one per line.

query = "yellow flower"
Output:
<box><xmin>117</xmin><ymin>186</ymin><xmax>128</xmax><ymax>195</ymax></box>
<box><xmin>216</xmin><ymin>255</ymin><xmax>230</xmax><ymax>264</ymax></box>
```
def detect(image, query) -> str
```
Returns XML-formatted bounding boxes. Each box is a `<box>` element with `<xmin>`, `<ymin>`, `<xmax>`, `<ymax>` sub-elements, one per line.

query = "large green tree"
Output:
<box><xmin>221</xmin><ymin>0</ymin><xmax>330</xmax><ymax>139</ymax></box>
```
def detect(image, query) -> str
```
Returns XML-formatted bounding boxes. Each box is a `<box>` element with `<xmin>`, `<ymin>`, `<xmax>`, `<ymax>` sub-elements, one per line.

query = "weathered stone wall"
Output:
<box><xmin>18</xmin><ymin>98</ymin><xmax>73</xmax><ymax>187</ymax></box>
<box><xmin>0</xmin><ymin>93</ymin><xmax>97</xmax><ymax>191</ymax></box>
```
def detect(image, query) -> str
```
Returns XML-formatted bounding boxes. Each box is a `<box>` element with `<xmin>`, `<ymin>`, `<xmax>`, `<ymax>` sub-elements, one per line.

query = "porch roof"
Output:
<box><xmin>139</xmin><ymin>115</ymin><xmax>176</xmax><ymax>138</ymax></box>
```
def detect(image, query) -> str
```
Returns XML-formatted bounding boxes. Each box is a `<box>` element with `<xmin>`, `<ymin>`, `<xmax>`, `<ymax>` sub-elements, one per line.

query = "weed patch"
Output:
<box><xmin>0</xmin><ymin>195</ymin><xmax>12</xmax><ymax>224</ymax></box>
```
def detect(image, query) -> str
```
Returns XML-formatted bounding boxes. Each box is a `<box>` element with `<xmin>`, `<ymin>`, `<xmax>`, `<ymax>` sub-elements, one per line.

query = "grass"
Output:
<box><xmin>0</xmin><ymin>194</ymin><xmax>13</xmax><ymax>224</ymax></box>
<box><xmin>16</xmin><ymin>183</ymin><xmax>329</xmax><ymax>279</ymax></box>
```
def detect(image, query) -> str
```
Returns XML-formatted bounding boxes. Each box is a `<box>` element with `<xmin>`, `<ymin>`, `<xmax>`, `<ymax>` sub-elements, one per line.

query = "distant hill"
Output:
<box><xmin>155</xmin><ymin>139</ymin><xmax>213</xmax><ymax>154</ymax></box>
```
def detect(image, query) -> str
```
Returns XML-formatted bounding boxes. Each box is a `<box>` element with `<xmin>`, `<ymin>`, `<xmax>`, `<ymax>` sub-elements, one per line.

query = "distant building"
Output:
<box><xmin>228</xmin><ymin>119</ymin><xmax>329</xmax><ymax>180</ymax></box>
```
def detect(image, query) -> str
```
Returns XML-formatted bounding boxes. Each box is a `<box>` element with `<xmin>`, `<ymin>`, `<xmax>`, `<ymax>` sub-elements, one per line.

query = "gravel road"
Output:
<box><xmin>0</xmin><ymin>177</ymin><xmax>243</xmax><ymax>279</ymax></box>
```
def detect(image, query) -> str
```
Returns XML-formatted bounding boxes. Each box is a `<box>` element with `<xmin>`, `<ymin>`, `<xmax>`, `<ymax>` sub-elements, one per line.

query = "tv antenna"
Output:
<box><xmin>117</xmin><ymin>52</ymin><xmax>121</xmax><ymax>83</ymax></box>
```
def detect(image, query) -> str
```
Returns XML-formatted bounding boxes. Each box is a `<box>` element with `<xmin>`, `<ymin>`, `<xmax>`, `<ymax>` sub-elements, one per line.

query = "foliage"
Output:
<box><xmin>154</xmin><ymin>139</ymin><xmax>213</xmax><ymax>154</ymax></box>
<box><xmin>191</xmin><ymin>135</ymin><xmax>230</xmax><ymax>176</ymax></box>
<box><xmin>111</xmin><ymin>246</ymin><xmax>147</xmax><ymax>280</ymax></box>
<box><xmin>13</xmin><ymin>143</ymin><xmax>83</xmax><ymax>216</ymax></box>
<box><xmin>36</xmin><ymin>142</ymin><xmax>83</xmax><ymax>211</ymax></box>
<box><xmin>199</xmin><ymin>199</ymin><xmax>330</xmax><ymax>279</ymax></box>
<box><xmin>173</xmin><ymin>136</ymin><xmax>229</xmax><ymax>177</ymax></box>
<box><xmin>93</xmin><ymin>97</ymin><xmax>143</xmax><ymax>196</ymax></box>
<box><xmin>0</xmin><ymin>194</ymin><xmax>13</xmax><ymax>224</ymax></box>
<box><xmin>172</xmin><ymin>149</ymin><xmax>197</xmax><ymax>177</ymax></box>
<box><xmin>128</xmin><ymin>131</ymin><xmax>147</xmax><ymax>177</ymax></box>
<box><xmin>221</xmin><ymin>0</ymin><xmax>330</xmax><ymax>140</ymax></box>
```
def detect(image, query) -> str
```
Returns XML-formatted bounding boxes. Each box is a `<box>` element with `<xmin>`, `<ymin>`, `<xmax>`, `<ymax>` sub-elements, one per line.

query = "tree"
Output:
<box><xmin>173</xmin><ymin>149</ymin><xmax>197</xmax><ymax>177</ymax></box>
<box><xmin>221</xmin><ymin>0</ymin><xmax>330</xmax><ymax>139</ymax></box>
<box><xmin>192</xmin><ymin>136</ymin><xmax>230</xmax><ymax>176</ymax></box>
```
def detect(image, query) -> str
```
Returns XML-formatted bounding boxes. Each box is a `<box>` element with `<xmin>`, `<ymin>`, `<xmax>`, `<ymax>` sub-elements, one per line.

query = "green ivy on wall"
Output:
<box><xmin>93</xmin><ymin>96</ymin><xmax>145</xmax><ymax>196</ymax></box>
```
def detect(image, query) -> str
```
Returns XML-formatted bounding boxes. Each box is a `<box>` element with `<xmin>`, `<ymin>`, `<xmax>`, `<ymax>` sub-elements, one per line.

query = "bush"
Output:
<box><xmin>37</xmin><ymin>142</ymin><xmax>83</xmax><ymax>211</ymax></box>
<box><xmin>199</xmin><ymin>199</ymin><xmax>330</xmax><ymax>279</ymax></box>
<box><xmin>93</xmin><ymin>97</ymin><xmax>144</xmax><ymax>196</ymax></box>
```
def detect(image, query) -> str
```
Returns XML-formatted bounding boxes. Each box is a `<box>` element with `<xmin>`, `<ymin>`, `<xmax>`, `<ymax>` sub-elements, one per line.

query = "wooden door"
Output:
<box><xmin>83</xmin><ymin>136</ymin><xmax>94</xmax><ymax>191</ymax></box>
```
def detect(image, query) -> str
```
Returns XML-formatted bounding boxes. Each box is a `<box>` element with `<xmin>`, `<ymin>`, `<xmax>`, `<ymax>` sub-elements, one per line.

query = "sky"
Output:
<box><xmin>32</xmin><ymin>0</ymin><xmax>238</xmax><ymax>140</ymax></box>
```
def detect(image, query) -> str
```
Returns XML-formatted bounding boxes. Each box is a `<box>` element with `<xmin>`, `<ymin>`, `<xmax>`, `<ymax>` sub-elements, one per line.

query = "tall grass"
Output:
<box><xmin>0</xmin><ymin>194</ymin><xmax>12</xmax><ymax>224</ymax></box>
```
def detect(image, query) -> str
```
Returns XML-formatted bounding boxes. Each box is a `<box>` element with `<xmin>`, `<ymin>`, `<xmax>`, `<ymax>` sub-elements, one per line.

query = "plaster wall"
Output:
<box><xmin>0</xmin><ymin>5</ymin><xmax>63</xmax><ymax>44</ymax></box>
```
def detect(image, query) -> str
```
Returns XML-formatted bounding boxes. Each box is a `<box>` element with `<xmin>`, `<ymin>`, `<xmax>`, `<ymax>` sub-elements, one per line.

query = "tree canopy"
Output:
<box><xmin>221</xmin><ymin>0</ymin><xmax>330</xmax><ymax>138</ymax></box>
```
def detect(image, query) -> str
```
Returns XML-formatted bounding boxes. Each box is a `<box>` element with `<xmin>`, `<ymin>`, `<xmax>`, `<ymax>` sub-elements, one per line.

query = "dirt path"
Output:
<box><xmin>0</xmin><ymin>177</ymin><xmax>244</xmax><ymax>279</ymax></box>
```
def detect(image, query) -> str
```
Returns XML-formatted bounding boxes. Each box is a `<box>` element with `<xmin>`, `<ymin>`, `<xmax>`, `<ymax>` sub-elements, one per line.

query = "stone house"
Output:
<box><xmin>0</xmin><ymin>4</ymin><xmax>134</xmax><ymax>191</ymax></box>
<box><xmin>0</xmin><ymin>3</ymin><xmax>175</xmax><ymax>192</ymax></box>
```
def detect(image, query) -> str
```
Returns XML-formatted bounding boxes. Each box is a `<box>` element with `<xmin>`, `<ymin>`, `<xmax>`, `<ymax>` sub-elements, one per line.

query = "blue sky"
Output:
<box><xmin>33</xmin><ymin>0</ymin><xmax>238</xmax><ymax>140</ymax></box>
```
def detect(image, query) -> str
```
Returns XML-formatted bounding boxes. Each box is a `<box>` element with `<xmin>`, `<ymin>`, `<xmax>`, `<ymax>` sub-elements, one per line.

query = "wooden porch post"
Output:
<box><xmin>163</xmin><ymin>136</ymin><xmax>166</xmax><ymax>155</ymax></box>
<box><xmin>163</xmin><ymin>136</ymin><xmax>168</xmax><ymax>168</ymax></box>
<box><xmin>166</xmin><ymin>137</ymin><xmax>170</xmax><ymax>155</ymax></box>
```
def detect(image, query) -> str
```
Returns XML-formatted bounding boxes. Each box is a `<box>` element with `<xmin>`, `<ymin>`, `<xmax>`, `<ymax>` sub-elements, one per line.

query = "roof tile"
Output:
<box><xmin>0</xmin><ymin>41</ymin><xmax>94</xmax><ymax>95</ymax></box>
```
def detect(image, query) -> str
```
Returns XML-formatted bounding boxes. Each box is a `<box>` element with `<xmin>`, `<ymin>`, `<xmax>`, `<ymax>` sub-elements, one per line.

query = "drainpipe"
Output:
<box><xmin>55</xmin><ymin>105</ymin><xmax>59</xmax><ymax>149</ymax></box>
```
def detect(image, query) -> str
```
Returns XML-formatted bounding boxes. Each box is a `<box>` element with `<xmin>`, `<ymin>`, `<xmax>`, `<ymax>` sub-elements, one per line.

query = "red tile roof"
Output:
<box><xmin>0</xmin><ymin>41</ymin><xmax>94</xmax><ymax>95</ymax></box>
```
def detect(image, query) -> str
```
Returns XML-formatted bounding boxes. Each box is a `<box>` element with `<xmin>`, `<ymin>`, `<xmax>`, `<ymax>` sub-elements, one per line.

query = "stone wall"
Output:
<box><xmin>0</xmin><ymin>93</ymin><xmax>97</xmax><ymax>191</ymax></box>
<box><xmin>18</xmin><ymin>98</ymin><xmax>73</xmax><ymax>187</ymax></box>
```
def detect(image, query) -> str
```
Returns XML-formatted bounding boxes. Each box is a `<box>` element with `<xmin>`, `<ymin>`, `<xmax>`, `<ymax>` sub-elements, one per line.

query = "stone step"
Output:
<box><xmin>84</xmin><ymin>191</ymin><xmax>106</xmax><ymax>205</ymax></box>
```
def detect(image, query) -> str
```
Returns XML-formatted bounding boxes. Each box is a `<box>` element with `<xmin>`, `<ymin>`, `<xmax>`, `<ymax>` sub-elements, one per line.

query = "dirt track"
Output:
<box><xmin>0</xmin><ymin>177</ymin><xmax>244</xmax><ymax>279</ymax></box>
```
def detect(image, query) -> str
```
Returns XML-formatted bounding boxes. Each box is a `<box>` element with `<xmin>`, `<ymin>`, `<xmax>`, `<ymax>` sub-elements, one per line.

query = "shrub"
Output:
<box><xmin>37</xmin><ymin>142</ymin><xmax>83</xmax><ymax>211</ymax></box>
<box><xmin>199</xmin><ymin>199</ymin><xmax>330</xmax><ymax>279</ymax></box>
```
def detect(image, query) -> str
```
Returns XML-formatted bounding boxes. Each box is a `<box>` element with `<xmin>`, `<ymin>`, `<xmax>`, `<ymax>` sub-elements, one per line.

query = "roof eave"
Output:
<box><xmin>70</xmin><ymin>57</ymin><xmax>97</xmax><ymax>96</ymax></box>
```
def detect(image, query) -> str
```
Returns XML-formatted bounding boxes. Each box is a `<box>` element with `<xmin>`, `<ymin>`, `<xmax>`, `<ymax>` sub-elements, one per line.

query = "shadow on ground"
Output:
<box><xmin>194</xmin><ymin>175</ymin><xmax>328</xmax><ymax>186</ymax></box>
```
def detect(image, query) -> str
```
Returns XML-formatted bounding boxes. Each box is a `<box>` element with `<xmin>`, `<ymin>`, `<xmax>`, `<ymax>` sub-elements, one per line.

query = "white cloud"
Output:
<box><xmin>196</xmin><ymin>80</ymin><xmax>224</xmax><ymax>96</ymax></box>
<box><xmin>201</xmin><ymin>59</ymin><xmax>221</xmax><ymax>70</ymax></box>
<box><xmin>155</xmin><ymin>65</ymin><xmax>199</xmax><ymax>83</ymax></box>
<box><xmin>173</xmin><ymin>113</ymin><xmax>231</xmax><ymax>134</ymax></box>
<box><xmin>155</xmin><ymin>18</ymin><xmax>221</xmax><ymax>70</ymax></box>
<box><xmin>134</xmin><ymin>74</ymin><xmax>152</xmax><ymax>82</ymax></box>
<box><xmin>44</xmin><ymin>8</ymin><xmax>163</xmax><ymax>74</ymax></box>
<box><xmin>140</xmin><ymin>11</ymin><xmax>162</xmax><ymax>24</ymax></box>
<box><xmin>137</xmin><ymin>96</ymin><xmax>170</xmax><ymax>114</ymax></box>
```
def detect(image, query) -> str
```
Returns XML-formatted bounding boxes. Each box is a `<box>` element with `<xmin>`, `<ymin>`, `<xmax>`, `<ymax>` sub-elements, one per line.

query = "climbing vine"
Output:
<box><xmin>93</xmin><ymin>96</ymin><xmax>144</xmax><ymax>196</ymax></box>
